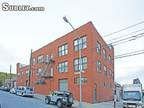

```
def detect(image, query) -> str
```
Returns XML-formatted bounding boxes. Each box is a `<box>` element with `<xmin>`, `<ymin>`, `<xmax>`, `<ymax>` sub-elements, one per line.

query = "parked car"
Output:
<box><xmin>0</xmin><ymin>86</ymin><xmax>10</xmax><ymax>92</ymax></box>
<box><xmin>9</xmin><ymin>88</ymin><xmax>17</xmax><ymax>94</ymax></box>
<box><xmin>45</xmin><ymin>91</ymin><xmax>74</xmax><ymax>108</ymax></box>
<box><xmin>16</xmin><ymin>86</ymin><xmax>34</xmax><ymax>97</ymax></box>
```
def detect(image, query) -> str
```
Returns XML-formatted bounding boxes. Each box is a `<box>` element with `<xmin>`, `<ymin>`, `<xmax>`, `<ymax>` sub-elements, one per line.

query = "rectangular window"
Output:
<box><xmin>97</xmin><ymin>60</ymin><xmax>101</xmax><ymax>72</ymax></box>
<box><xmin>59</xmin><ymin>79</ymin><xmax>68</xmax><ymax>91</ymax></box>
<box><xmin>74</xmin><ymin>36</ymin><xmax>87</xmax><ymax>51</ymax></box>
<box><xmin>32</xmin><ymin>58</ymin><xmax>36</xmax><ymax>65</ymax></box>
<box><xmin>21</xmin><ymin>72</ymin><xmax>24</xmax><ymax>76</ymax></box>
<box><xmin>26</xmin><ymin>70</ymin><xmax>30</xmax><ymax>78</ymax></box>
<box><xmin>74</xmin><ymin>57</ymin><xmax>87</xmax><ymax>72</ymax></box>
<box><xmin>37</xmin><ymin>55</ymin><xmax>44</xmax><ymax>64</ymax></box>
<box><xmin>108</xmin><ymin>55</ymin><xmax>112</xmax><ymax>64</ymax></box>
<box><xmin>50</xmin><ymin>67</ymin><xmax>54</xmax><ymax>77</ymax></box>
<box><xmin>17</xmin><ymin>72</ymin><xmax>21</xmax><ymax>77</ymax></box>
<box><xmin>74</xmin><ymin>77</ymin><xmax>88</xmax><ymax>84</ymax></box>
<box><xmin>109</xmin><ymin>69</ymin><xmax>113</xmax><ymax>79</ymax></box>
<box><xmin>36</xmin><ymin>68</ymin><xmax>44</xmax><ymax>76</ymax></box>
<box><xmin>104</xmin><ymin>66</ymin><xmax>107</xmax><ymax>76</ymax></box>
<box><xmin>58</xmin><ymin>44</ymin><xmax>68</xmax><ymax>56</ymax></box>
<box><xmin>58</xmin><ymin>61</ymin><xmax>68</xmax><ymax>73</ymax></box>
<box><xmin>45</xmin><ymin>55</ymin><xmax>49</xmax><ymax>63</ymax></box>
<box><xmin>103</xmin><ymin>49</ymin><xmax>107</xmax><ymax>60</ymax></box>
<box><xmin>96</xmin><ymin>42</ymin><xmax>101</xmax><ymax>55</ymax></box>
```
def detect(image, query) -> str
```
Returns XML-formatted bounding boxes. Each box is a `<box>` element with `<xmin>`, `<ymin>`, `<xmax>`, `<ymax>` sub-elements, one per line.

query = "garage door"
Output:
<box><xmin>59</xmin><ymin>79</ymin><xmax>68</xmax><ymax>91</ymax></box>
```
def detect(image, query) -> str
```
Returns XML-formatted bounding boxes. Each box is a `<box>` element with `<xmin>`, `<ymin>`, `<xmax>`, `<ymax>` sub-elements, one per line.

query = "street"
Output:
<box><xmin>0</xmin><ymin>90</ymin><xmax>123</xmax><ymax>108</ymax></box>
<box><xmin>0</xmin><ymin>91</ymin><xmax>56</xmax><ymax>108</ymax></box>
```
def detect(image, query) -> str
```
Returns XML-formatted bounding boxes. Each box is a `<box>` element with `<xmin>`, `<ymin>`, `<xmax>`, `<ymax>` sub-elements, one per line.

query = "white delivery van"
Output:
<box><xmin>122</xmin><ymin>84</ymin><xmax>144</xmax><ymax>108</ymax></box>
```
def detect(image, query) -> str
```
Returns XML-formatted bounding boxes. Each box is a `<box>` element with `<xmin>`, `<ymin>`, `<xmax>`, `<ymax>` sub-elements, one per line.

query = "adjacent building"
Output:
<box><xmin>133</xmin><ymin>78</ymin><xmax>141</xmax><ymax>84</ymax></box>
<box><xmin>16</xmin><ymin>22</ymin><xmax>114</xmax><ymax>103</ymax></box>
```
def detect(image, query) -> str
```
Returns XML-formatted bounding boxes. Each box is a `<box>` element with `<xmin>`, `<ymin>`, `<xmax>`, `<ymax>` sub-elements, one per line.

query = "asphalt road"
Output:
<box><xmin>0</xmin><ymin>91</ymin><xmax>56</xmax><ymax>108</ymax></box>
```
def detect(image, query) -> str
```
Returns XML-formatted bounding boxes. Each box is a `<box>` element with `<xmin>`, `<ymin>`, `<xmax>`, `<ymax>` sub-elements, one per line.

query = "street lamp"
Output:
<box><xmin>63</xmin><ymin>16</ymin><xmax>83</xmax><ymax>108</ymax></box>
<box><xmin>28</xmin><ymin>49</ymin><xmax>32</xmax><ymax>87</ymax></box>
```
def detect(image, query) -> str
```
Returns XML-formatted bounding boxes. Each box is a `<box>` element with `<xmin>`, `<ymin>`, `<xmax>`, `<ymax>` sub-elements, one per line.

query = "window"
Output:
<box><xmin>50</xmin><ymin>67</ymin><xmax>54</xmax><ymax>76</ymax></box>
<box><xmin>74</xmin><ymin>77</ymin><xmax>88</xmax><ymax>84</ymax></box>
<box><xmin>58</xmin><ymin>61</ymin><xmax>68</xmax><ymax>73</ymax></box>
<box><xmin>104</xmin><ymin>82</ymin><xmax>106</xmax><ymax>87</ymax></box>
<box><xmin>45</xmin><ymin>55</ymin><xmax>49</xmax><ymax>63</ymax></box>
<box><xmin>96</xmin><ymin>42</ymin><xmax>101</xmax><ymax>55</ymax></box>
<box><xmin>109</xmin><ymin>69</ymin><xmax>112</xmax><ymax>78</ymax></box>
<box><xmin>36</xmin><ymin>68</ymin><xmax>44</xmax><ymax>76</ymax></box>
<box><xmin>58</xmin><ymin>44</ymin><xmax>68</xmax><ymax>56</ymax></box>
<box><xmin>32</xmin><ymin>58</ymin><xmax>36</xmax><ymax>65</ymax></box>
<box><xmin>108</xmin><ymin>55</ymin><xmax>112</xmax><ymax>64</ymax></box>
<box><xmin>74</xmin><ymin>57</ymin><xmax>87</xmax><ymax>72</ymax></box>
<box><xmin>109</xmin><ymin>70</ymin><xmax>114</xmax><ymax>79</ymax></box>
<box><xmin>17</xmin><ymin>72</ymin><xmax>21</xmax><ymax>77</ymax></box>
<box><xmin>59</xmin><ymin>79</ymin><xmax>68</xmax><ymax>91</ymax></box>
<box><xmin>103</xmin><ymin>49</ymin><xmax>107</xmax><ymax>60</ymax></box>
<box><xmin>97</xmin><ymin>60</ymin><xmax>101</xmax><ymax>72</ymax></box>
<box><xmin>21</xmin><ymin>71</ymin><xmax>24</xmax><ymax>76</ymax></box>
<box><xmin>74</xmin><ymin>36</ymin><xmax>87</xmax><ymax>51</ymax></box>
<box><xmin>104</xmin><ymin>66</ymin><xmax>107</xmax><ymax>76</ymax></box>
<box><xmin>26</xmin><ymin>70</ymin><xmax>30</xmax><ymax>78</ymax></box>
<box><xmin>37</xmin><ymin>55</ymin><xmax>44</xmax><ymax>64</ymax></box>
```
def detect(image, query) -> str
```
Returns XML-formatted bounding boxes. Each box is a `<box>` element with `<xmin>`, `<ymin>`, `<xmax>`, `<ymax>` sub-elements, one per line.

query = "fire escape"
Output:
<box><xmin>41</xmin><ymin>55</ymin><xmax>55</xmax><ymax>79</ymax></box>
<box><xmin>36</xmin><ymin>55</ymin><xmax>55</xmax><ymax>85</ymax></box>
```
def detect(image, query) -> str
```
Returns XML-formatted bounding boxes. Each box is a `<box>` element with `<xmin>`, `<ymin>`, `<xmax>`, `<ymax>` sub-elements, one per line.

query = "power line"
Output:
<box><xmin>112</xmin><ymin>39</ymin><xmax>136</xmax><ymax>46</ymax></box>
<box><xmin>109</xmin><ymin>32</ymin><xmax>144</xmax><ymax>45</ymax></box>
<box><xmin>108</xmin><ymin>28</ymin><xmax>144</xmax><ymax>42</ymax></box>
<box><xmin>115</xmin><ymin>49</ymin><xmax>144</xmax><ymax>59</ymax></box>
<box><xmin>104</xmin><ymin>20</ymin><xmax>144</xmax><ymax>37</ymax></box>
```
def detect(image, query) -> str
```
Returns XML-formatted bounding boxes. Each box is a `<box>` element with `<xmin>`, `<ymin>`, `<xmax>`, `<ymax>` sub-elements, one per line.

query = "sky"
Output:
<box><xmin>0</xmin><ymin>0</ymin><xmax>144</xmax><ymax>85</ymax></box>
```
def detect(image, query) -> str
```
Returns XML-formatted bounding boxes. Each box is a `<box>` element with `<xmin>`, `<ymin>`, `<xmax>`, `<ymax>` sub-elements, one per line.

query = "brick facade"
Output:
<box><xmin>16</xmin><ymin>22</ymin><xmax>114</xmax><ymax>103</ymax></box>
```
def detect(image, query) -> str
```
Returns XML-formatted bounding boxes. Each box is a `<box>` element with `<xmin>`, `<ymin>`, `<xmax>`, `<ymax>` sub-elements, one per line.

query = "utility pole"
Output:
<box><xmin>10</xmin><ymin>64</ymin><xmax>12</xmax><ymax>88</ymax></box>
<box><xmin>28</xmin><ymin>49</ymin><xmax>32</xmax><ymax>87</ymax></box>
<box><xmin>63</xmin><ymin>16</ymin><xmax>83</xmax><ymax>108</ymax></box>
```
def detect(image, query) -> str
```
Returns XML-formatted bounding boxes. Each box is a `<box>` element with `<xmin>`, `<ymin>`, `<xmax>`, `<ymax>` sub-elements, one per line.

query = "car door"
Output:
<box><xmin>51</xmin><ymin>92</ymin><xmax>58</xmax><ymax>102</ymax></box>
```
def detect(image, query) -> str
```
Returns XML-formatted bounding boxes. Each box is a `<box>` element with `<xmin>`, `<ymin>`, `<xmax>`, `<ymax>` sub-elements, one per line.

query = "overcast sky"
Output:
<box><xmin>0</xmin><ymin>0</ymin><xmax>144</xmax><ymax>85</ymax></box>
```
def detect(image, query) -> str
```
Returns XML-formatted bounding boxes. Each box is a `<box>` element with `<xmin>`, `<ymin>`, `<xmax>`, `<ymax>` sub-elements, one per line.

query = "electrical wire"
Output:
<box><xmin>109</xmin><ymin>32</ymin><xmax>144</xmax><ymax>45</ymax></box>
<box><xmin>115</xmin><ymin>49</ymin><xmax>144</xmax><ymax>59</ymax></box>
<box><xmin>103</xmin><ymin>20</ymin><xmax>144</xmax><ymax>37</ymax></box>
<box><xmin>107</xmin><ymin>28</ymin><xmax>144</xmax><ymax>42</ymax></box>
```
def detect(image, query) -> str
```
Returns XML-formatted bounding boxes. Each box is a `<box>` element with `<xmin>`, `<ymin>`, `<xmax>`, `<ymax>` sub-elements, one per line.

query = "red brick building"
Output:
<box><xmin>16</xmin><ymin>22</ymin><xmax>114</xmax><ymax>103</ymax></box>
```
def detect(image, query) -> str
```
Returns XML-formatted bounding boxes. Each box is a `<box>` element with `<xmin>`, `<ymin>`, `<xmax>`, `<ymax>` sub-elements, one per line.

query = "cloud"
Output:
<box><xmin>116</xmin><ymin>67</ymin><xmax>144</xmax><ymax>85</ymax></box>
<box><xmin>0</xmin><ymin>45</ymin><xmax>17</xmax><ymax>72</ymax></box>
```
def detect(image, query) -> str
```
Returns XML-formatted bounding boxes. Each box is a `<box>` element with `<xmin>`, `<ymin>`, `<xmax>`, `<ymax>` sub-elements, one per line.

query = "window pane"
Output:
<box><xmin>82</xmin><ymin>37</ymin><xmax>86</xmax><ymax>42</ymax></box>
<box><xmin>74</xmin><ymin>40</ymin><xmax>78</xmax><ymax>45</ymax></box>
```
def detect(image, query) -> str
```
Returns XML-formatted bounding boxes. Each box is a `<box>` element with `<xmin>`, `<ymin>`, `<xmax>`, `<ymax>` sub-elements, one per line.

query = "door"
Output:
<box><xmin>59</xmin><ymin>79</ymin><xmax>68</xmax><ymax>91</ymax></box>
<box><xmin>93</xmin><ymin>86</ymin><xmax>97</xmax><ymax>103</ymax></box>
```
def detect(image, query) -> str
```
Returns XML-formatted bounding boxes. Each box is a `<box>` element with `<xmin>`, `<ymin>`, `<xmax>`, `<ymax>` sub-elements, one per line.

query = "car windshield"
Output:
<box><xmin>26</xmin><ymin>87</ymin><xmax>33</xmax><ymax>91</ymax></box>
<box><xmin>123</xmin><ymin>91</ymin><xmax>141</xmax><ymax>101</ymax></box>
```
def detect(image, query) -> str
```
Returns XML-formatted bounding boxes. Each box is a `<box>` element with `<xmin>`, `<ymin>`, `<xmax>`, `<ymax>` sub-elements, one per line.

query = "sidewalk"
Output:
<box><xmin>34</xmin><ymin>94</ymin><xmax>122</xmax><ymax>108</ymax></box>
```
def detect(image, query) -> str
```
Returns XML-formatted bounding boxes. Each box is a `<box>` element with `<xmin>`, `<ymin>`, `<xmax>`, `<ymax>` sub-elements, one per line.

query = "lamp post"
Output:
<box><xmin>10</xmin><ymin>64</ymin><xmax>12</xmax><ymax>88</ymax></box>
<box><xmin>63</xmin><ymin>16</ymin><xmax>83</xmax><ymax>108</ymax></box>
<box><xmin>28</xmin><ymin>49</ymin><xmax>32</xmax><ymax>87</ymax></box>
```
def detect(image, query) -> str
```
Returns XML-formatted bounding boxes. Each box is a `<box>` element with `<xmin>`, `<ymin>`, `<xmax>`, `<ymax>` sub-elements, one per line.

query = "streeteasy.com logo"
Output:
<box><xmin>1</xmin><ymin>2</ymin><xmax>45</xmax><ymax>11</ymax></box>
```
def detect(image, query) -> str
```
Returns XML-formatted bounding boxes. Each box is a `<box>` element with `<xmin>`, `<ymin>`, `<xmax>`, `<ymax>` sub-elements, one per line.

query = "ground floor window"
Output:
<box><xmin>74</xmin><ymin>77</ymin><xmax>88</xmax><ymax>84</ymax></box>
<box><xmin>59</xmin><ymin>79</ymin><xmax>68</xmax><ymax>91</ymax></box>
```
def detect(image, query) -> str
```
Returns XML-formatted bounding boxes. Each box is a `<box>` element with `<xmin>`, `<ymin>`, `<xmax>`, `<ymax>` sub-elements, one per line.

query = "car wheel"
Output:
<box><xmin>21</xmin><ymin>93</ymin><xmax>24</xmax><ymax>96</ymax></box>
<box><xmin>45</xmin><ymin>97</ymin><xmax>50</xmax><ymax>104</ymax></box>
<box><xmin>67</xmin><ymin>104</ymin><xmax>72</xmax><ymax>107</ymax></box>
<box><xmin>57</xmin><ymin>99</ymin><xmax>63</xmax><ymax>108</ymax></box>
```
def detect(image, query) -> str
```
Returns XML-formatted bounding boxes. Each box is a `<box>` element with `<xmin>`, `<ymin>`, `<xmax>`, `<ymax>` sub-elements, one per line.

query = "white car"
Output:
<box><xmin>16</xmin><ymin>86</ymin><xmax>34</xmax><ymax>97</ymax></box>
<box><xmin>9</xmin><ymin>88</ymin><xmax>16</xmax><ymax>94</ymax></box>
